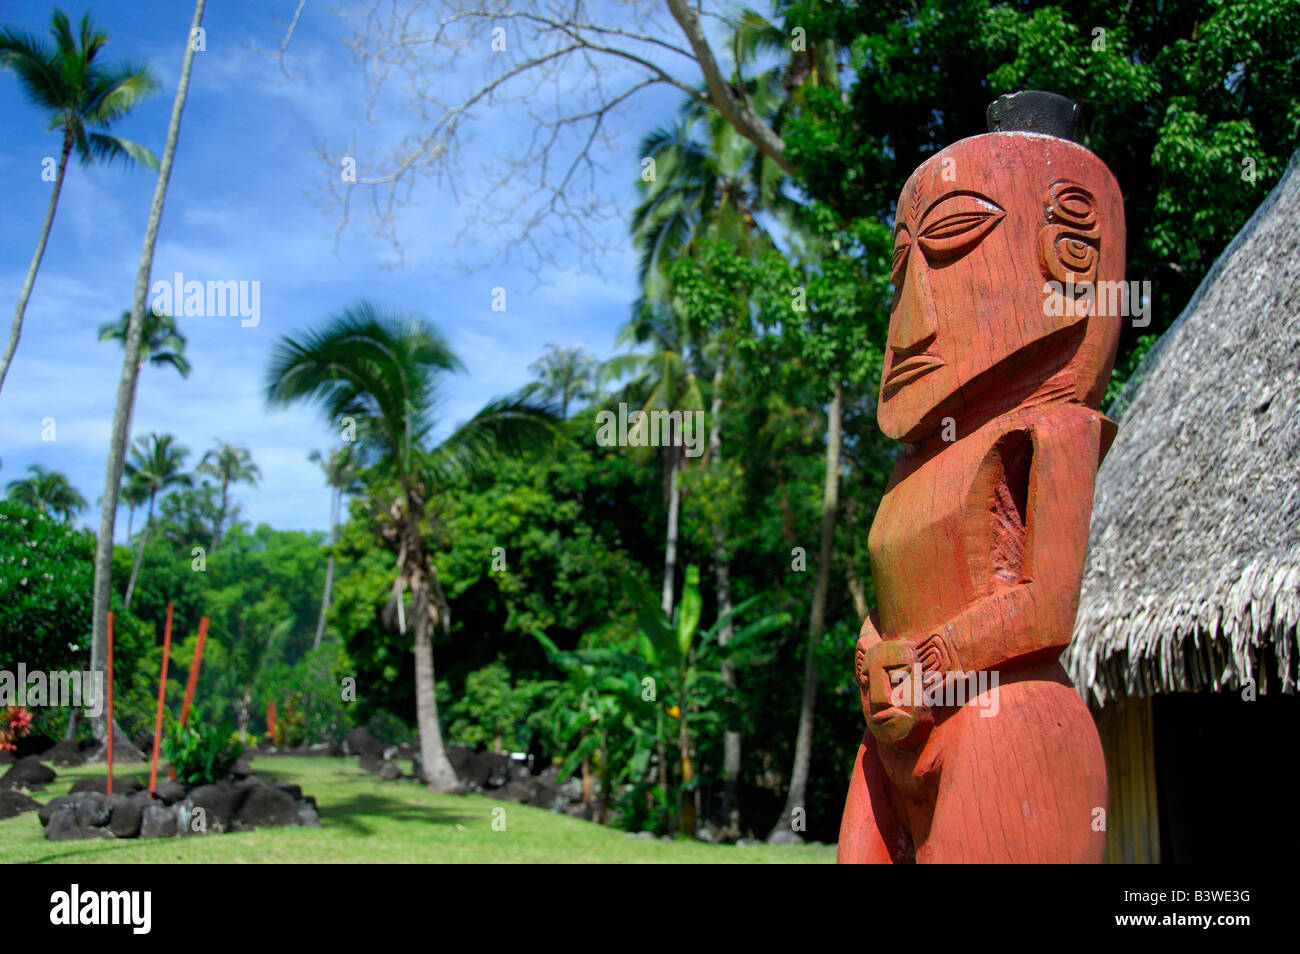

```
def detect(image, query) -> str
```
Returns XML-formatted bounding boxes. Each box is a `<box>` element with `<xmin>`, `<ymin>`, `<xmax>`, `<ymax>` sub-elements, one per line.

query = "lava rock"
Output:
<box><xmin>343</xmin><ymin>727</ymin><xmax>384</xmax><ymax>758</ymax></box>
<box><xmin>448</xmin><ymin>745</ymin><xmax>473</xmax><ymax>776</ymax></box>
<box><xmin>107</xmin><ymin>796</ymin><xmax>144</xmax><ymax>838</ymax></box>
<box><xmin>558</xmin><ymin>777</ymin><xmax>583</xmax><ymax>802</ymax></box>
<box><xmin>154</xmin><ymin>778</ymin><xmax>186</xmax><ymax>805</ymax></box>
<box><xmin>0</xmin><ymin>788</ymin><xmax>40</xmax><ymax>820</ymax></box>
<box><xmin>230</xmin><ymin>757</ymin><xmax>253</xmax><ymax>780</ymax></box>
<box><xmin>187</xmin><ymin>784</ymin><xmax>234</xmax><ymax>833</ymax></box>
<box><xmin>140</xmin><ymin>803</ymin><xmax>178</xmax><ymax>838</ymax></box>
<box><xmin>73</xmin><ymin>791</ymin><xmax>112</xmax><ymax>828</ymax></box>
<box><xmin>40</xmin><ymin>740</ymin><xmax>86</xmax><ymax>766</ymax></box>
<box><xmin>523</xmin><ymin>779</ymin><xmax>568</xmax><ymax>812</ymax></box>
<box><xmin>536</xmin><ymin>764</ymin><xmax>563</xmax><ymax>785</ymax></box>
<box><xmin>12</xmin><ymin>733</ymin><xmax>55</xmax><ymax>759</ymax></box>
<box><xmin>464</xmin><ymin>751</ymin><xmax>513</xmax><ymax>790</ymax></box>
<box><xmin>273</xmin><ymin>781</ymin><xmax>302</xmax><ymax>800</ymax></box>
<box><xmin>297</xmin><ymin>803</ymin><xmax>322</xmax><ymax>827</ymax></box>
<box><xmin>358</xmin><ymin>751</ymin><xmax>384</xmax><ymax>774</ymax></box>
<box><xmin>234</xmin><ymin>784</ymin><xmax>300</xmax><ymax>828</ymax></box>
<box><xmin>70</xmin><ymin>775</ymin><xmax>144</xmax><ymax>796</ymax></box>
<box><xmin>377</xmin><ymin>760</ymin><xmax>402</xmax><ymax>780</ymax></box>
<box><xmin>0</xmin><ymin>755</ymin><xmax>56</xmax><ymax>790</ymax></box>
<box><xmin>44</xmin><ymin>803</ymin><xmax>107</xmax><ymax>841</ymax></box>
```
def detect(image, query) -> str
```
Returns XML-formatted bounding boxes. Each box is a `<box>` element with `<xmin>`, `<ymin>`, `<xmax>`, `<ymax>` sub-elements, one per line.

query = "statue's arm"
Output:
<box><xmin>911</xmin><ymin>406</ymin><xmax>1108</xmax><ymax>677</ymax></box>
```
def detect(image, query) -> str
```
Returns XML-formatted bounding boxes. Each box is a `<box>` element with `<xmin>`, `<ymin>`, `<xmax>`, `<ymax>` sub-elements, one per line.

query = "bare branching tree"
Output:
<box><xmin>304</xmin><ymin>0</ymin><xmax>792</xmax><ymax>271</ymax></box>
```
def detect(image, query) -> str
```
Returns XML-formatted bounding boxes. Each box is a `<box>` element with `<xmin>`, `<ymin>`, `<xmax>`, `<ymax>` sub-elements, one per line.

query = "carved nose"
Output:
<box><xmin>891</xmin><ymin>265</ymin><xmax>938</xmax><ymax>358</ymax></box>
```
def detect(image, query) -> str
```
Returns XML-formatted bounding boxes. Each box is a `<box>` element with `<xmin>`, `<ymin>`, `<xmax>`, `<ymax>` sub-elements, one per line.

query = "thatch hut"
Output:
<box><xmin>1066</xmin><ymin>150</ymin><xmax>1300</xmax><ymax>864</ymax></box>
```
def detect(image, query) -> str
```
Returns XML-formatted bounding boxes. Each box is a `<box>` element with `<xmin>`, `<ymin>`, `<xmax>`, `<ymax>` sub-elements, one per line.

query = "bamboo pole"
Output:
<box><xmin>148</xmin><ymin>603</ymin><xmax>174</xmax><ymax>795</ymax></box>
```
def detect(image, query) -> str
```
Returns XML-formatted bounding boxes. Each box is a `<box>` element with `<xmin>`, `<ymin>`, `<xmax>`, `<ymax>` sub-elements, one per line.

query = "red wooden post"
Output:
<box><xmin>105</xmin><ymin>610</ymin><xmax>114</xmax><ymax>796</ymax></box>
<box><xmin>170</xmin><ymin>616</ymin><xmax>209</xmax><ymax>781</ymax></box>
<box><xmin>266</xmin><ymin>699</ymin><xmax>277</xmax><ymax>745</ymax></box>
<box><xmin>179</xmin><ymin>616</ymin><xmax>209</xmax><ymax>728</ymax></box>
<box><xmin>148</xmin><ymin>603</ymin><xmax>174</xmax><ymax>796</ymax></box>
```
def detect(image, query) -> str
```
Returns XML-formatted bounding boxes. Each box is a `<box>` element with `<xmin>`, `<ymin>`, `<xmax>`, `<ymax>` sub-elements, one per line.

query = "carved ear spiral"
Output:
<box><xmin>1039</xmin><ymin>181</ymin><xmax>1100</xmax><ymax>287</ymax></box>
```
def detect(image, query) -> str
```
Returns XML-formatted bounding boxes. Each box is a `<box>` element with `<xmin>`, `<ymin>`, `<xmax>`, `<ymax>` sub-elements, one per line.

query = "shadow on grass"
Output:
<box><xmin>321</xmin><ymin>791</ymin><xmax>475</xmax><ymax>836</ymax></box>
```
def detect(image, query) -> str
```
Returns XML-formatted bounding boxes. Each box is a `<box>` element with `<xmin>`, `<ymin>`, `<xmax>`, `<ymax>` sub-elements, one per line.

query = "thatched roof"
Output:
<box><xmin>1066</xmin><ymin>150</ymin><xmax>1300</xmax><ymax>704</ymax></box>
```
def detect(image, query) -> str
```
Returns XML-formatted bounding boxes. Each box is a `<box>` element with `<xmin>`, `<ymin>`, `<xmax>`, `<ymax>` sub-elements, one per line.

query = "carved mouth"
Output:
<box><xmin>882</xmin><ymin>355</ymin><xmax>943</xmax><ymax>396</ymax></box>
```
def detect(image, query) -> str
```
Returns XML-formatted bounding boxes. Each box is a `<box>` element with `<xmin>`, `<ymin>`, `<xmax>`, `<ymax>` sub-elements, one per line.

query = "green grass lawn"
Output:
<box><xmin>1</xmin><ymin>755</ymin><xmax>835</xmax><ymax>864</ymax></box>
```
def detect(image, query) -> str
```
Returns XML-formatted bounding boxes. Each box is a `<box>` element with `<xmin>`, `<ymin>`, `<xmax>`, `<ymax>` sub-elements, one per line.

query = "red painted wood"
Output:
<box><xmin>839</xmin><ymin>130</ymin><xmax>1122</xmax><ymax>863</ymax></box>
<box><xmin>169</xmin><ymin>616</ymin><xmax>208</xmax><ymax>781</ymax></box>
<box><xmin>149</xmin><ymin>603</ymin><xmax>174</xmax><ymax>796</ymax></box>
<box><xmin>178</xmin><ymin>616</ymin><xmax>209</xmax><ymax>729</ymax></box>
<box><xmin>266</xmin><ymin>699</ymin><xmax>277</xmax><ymax>743</ymax></box>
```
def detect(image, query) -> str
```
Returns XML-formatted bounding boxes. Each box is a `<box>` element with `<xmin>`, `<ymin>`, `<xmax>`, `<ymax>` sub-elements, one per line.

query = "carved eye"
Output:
<box><xmin>890</xmin><ymin>234</ymin><xmax>911</xmax><ymax>286</ymax></box>
<box><xmin>917</xmin><ymin>194</ymin><xmax>1005</xmax><ymax>262</ymax></box>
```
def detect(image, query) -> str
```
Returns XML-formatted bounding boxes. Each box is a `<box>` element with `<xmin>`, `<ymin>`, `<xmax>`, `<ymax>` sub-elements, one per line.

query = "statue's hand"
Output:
<box><xmin>909</xmin><ymin>633</ymin><xmax>954</xmax><ymax>678</ymax></box>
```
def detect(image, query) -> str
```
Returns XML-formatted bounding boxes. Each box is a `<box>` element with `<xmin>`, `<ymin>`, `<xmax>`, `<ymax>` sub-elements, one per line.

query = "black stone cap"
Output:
<box><xmin>986</xmin><ymin>91</ymin><xmax>1080</xmax><ymax>141</ymax></box>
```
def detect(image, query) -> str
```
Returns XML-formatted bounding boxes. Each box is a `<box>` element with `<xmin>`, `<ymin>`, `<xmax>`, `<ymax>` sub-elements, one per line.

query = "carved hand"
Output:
<box><xmin>909</xmin><ymin>633</ymin><xmax>954</xmax><ymax>677</ymax></box>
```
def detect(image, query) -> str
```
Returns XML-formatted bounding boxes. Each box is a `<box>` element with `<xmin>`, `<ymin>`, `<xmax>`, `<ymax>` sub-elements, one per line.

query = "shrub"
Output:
<box><xmin>0</xmin><ymin>706</ymin><xmax>33</xmax><ymax>751</ymax></box>
<box><xmin>161</xmin><ymin>720</ymin><xmax>243</xmax><ymax>786</ymax></box>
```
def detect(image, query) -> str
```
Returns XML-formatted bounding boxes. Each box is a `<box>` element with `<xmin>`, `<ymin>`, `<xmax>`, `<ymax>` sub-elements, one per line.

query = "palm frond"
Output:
<box><xmin>424</xmin><ymin>388</ymin><xmax>559</xmax><ymax>484</ymax></box>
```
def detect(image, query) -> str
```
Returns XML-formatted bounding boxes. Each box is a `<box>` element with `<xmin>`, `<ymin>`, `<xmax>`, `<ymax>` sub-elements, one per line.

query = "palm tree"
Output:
<box><xmin>122</xmin><ymin>432</ymin><xmax>191</xmax><ymax>610</ymax></box>
<box><xmin>98</xmin><ymin>308</ymin><xmax>191</xmax><ymax>443</ymax></box>
<box><xmin>527</xmin><ymin>344</ymin><xmax>599</xmax><ymax>418</ymax></box>
<box><xmin>89</xmin><ymin>0</ymin><xmax>205</xmax><ymax>755</ymax></box>
<box><xmin>0</xmin><ymin>8</ymin><xmax>159</xmax><ymax>394</ymax></box>
<box><xmin>603</xmin><ymin>302</ymin><xmax>705</xmax><ymax>618</ymax></box>
<box><xmin>119</xmin><ymin>471</ymin><xmax>150</xmax><ymax>541</ymax></box>
<box><xmin>266</xmin><ymin>301</ymin><xmax>557</xmax><ymax>792</ymax></box>
<box><xmin>308</xmin><ymin>445</ymin><xmax>360</xmax><ymax>649</ymax></box>
<box><xmin>4</xmin><ymin>464</ymin><xmax>86</xmax><ymax>522</ymax></box>
<box><xmin>197</xmin><ymin>441</ymin><xmax>260</xmax><ymax>550</ymax></box>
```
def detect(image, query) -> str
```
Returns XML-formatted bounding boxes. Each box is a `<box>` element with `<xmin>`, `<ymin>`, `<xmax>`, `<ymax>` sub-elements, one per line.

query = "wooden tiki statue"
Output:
<box><xmin>838</xmin><ymin>93</ymin><xmax>1121</xmax><ymax>864</ymax></box>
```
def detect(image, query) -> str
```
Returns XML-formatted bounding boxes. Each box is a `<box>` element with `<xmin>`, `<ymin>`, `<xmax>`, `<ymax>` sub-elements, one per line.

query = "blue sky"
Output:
<box><xmin>0</xmin><ymin>0</ymin><xmax>682</xmax><ymax>536</ymax></box>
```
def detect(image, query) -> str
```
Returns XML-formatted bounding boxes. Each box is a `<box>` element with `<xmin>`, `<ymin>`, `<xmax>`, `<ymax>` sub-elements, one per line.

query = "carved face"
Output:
<box><xmin>878</xmin><ymin>133</ymin><xmax>1125</xmax><ymax>443</ymax></box>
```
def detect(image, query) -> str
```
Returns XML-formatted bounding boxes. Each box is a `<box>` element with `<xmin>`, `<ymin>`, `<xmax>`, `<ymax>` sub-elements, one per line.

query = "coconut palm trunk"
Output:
<box><xmin>212</xmin><ymin>475</ymin><xmax>230</xmax><ymax>550</ymax></box>
<box><xmin>770</xmin><ymin>379</ymin><xmax>842</xmax><ymax>839</ymax></box>
<box><xmin>404</xmin><ymin>527</ymin><xmax>459</xmax><ymax>791</ymax></box>
<box><xmin>123</xmin><ymin>492</ymin><xmax>155</xmax><ymax>611</ymax></box>
<box><xmin>708</xmin><ymin>346</ymin><xmax>741</xmax><ymax>834</ymax></box>
<box><xmin>0</xmin><ymin>132</ymin><xmax>71</xmax><ymax>393</ymax></box>
<box><xmin>89</xmin><ymin>0</ymin><xmax>205</xmax><ymax>752</ymax></box>
<box><xmin>661</xmin><ymin>443</ymin><xmax>682</xmax><ymax>616</ymax></box>
<box><xmin>312</xmin><ymin>484</ymin><xmax>340</xmax><ymax>649</ymax></box>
